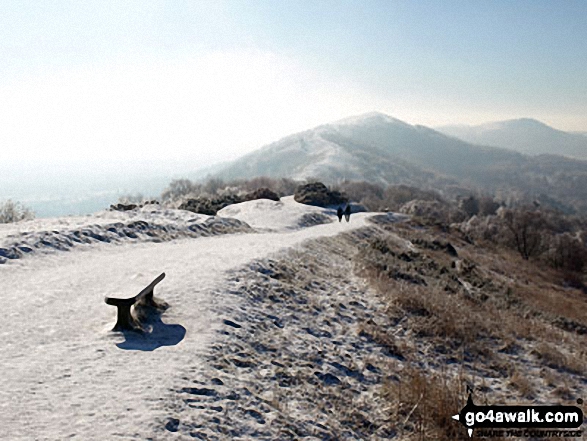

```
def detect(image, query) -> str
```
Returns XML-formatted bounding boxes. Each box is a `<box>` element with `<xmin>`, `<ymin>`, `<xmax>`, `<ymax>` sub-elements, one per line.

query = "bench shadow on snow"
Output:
<box><xmin>114</xmin><ymin>314</ymin><xmax>186</xmax><ymax>351</ymax></box>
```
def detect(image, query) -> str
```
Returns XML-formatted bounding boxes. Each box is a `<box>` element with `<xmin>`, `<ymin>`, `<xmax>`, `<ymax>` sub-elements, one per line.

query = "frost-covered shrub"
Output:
<box><xmin>0</xmin><ymin>199</ymin><xmax>34</xmax><ymax>223</ymax></box>
<box><xmin>161</xmin><ymin>179</ymin><xmax>203</xmax><ymax>201</ymax></box>
<box><xmin>399</xmin><ymin>199</ymin><xmax>466</xmax><ymax>225</ymax></box>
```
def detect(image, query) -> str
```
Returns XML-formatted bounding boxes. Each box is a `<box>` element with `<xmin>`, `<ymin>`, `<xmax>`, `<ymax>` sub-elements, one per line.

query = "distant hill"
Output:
<box><xmin>210</xmin><ymin>112</ymin><xmax>587</xmax><ymax>214</ymax></box>
<box><xmin>436</xmin><ymin>118</ymin><xmax>587</xmax><ymax>159</ymax></box>
<box><xmin>215</xmin><ymin>112</ymin><xmax>524</xmax><ymax>186</ymax></box>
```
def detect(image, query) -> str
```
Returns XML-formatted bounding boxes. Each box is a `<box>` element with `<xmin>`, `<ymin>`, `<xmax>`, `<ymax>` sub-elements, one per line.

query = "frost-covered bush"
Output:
<box><xmin>161</xmin><ymin>179</ymin><xmax>203</xmax><ymax>201</ymax></box>
<box><xmin>0</xmin><ymin>199</ymin><xmax>34</xmax><ymax>223</ymax></box>
<box><xmin>399</xmin><ymin>199</ymin><xmax>466</xmax><ymax>225</ymax></box>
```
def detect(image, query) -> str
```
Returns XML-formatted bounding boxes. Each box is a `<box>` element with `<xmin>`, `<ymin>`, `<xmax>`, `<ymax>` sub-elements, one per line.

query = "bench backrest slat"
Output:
<box><xmin>104</xmin><ymin>272</ymin><xmax>165</xmax><ymax>305</ymax></box>
<box><xmin>134</xmin><ymin>272</ymin><xmax>165</xmax><ymax>300</ymax></box>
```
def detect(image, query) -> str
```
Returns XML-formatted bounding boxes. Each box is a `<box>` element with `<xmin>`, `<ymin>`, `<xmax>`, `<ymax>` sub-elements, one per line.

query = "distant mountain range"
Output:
<box><xmin>214</xmin><ymin>112</ymin><xmax>524</xmax><ymax>185</ymax></box>
<box><xmin>210</xmin><ymin>112</ymin><xmax>587</xmax><ymax>213</ymax></box>
<box><xmin>436</xmin><ymin>118</ymin><xmax>587</xmax><ymax>159</ymax></box>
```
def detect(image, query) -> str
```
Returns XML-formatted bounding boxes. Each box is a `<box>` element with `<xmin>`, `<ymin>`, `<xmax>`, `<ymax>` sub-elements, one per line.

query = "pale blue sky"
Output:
<box><xmin>1</xmin><ymin>0</ymin><xmax>586</xmax><ymax>163</ymax></box>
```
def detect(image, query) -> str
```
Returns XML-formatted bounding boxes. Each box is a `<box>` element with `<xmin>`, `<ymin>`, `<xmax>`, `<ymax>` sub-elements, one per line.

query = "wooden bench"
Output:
<box><xmin>105</xmin><ymin>272</ymin><xmax>169</xmax><ymax>331</ymax></box>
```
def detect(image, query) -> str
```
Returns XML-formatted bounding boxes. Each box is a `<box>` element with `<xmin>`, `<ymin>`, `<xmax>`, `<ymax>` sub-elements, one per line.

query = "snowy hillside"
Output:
<box><xmin>217</xmin><ymin>196</ymin><xmax>334</xmax><ymax>232</ymax></box>
<box><xmin>0</xmin><ymin>197</ymin><xmax>373</xmax><ymax>440</ymax></box>
<box><xmin>0</xmin><ymin>204</ymin><xmax>251</xmax><ymax>264</ymax></box>
<box><xmin>437</xmin><ymin>118</ymin><xmax>587</xmax><ymax>159</ymax></box>
<box><xmin>207</xmin><ymin>112</ymin><xmax>587</xmax><ymax>215</ymax></box>
<box><xmin>212</xmin><ymin>111</ymin><xmax>526</xmax><ymax>186</ymax></box>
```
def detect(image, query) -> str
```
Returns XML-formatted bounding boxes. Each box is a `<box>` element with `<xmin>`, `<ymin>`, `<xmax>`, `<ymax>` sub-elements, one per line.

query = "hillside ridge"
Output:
<box><xmin>437</xmin><ymin>118</ymin><xmax>587</xmax><ymax>159</ymax></box>
<box><xmin>209</xmin><ymin>112</ymin><xmax>587</xmax><ymax>214</ymax></box>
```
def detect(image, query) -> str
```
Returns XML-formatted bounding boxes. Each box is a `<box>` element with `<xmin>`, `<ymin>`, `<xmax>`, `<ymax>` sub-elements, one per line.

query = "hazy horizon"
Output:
<box><xmin>2</xmin><ymin>109</ymin><xmax>587</xmax><ymax>218</ymax></box>
<box><xmin>3</xmin><ymin>1</ymin><xmax>587</xmax><ymax>216</ymax></box>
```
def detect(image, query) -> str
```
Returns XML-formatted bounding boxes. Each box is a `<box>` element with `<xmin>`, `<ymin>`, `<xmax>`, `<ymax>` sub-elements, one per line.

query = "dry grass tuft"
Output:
<box><xmin>389</xmin><ymin>282</ymin><xmax>491</xmax><ymax>347</ymax></box>
<box><xmin>383</xmin><ymin>366</ymin><xmax>478</xmax><ymax>440</ymax></box>
<box><xmin>532</xmin><ymin>343</ymin><xmax>586</xmax><ymax>376</ymax></box>
<box><xmin>357</xmin><ymin>321</ymin><xmax>408</xmax><ymax>360</ymax></box>
<box><xmin>354</xmin><ymin>218</ymin><xmax>586</xmax><ymax>438</ymax></box>
<box><xmin>509</xmin><ymin>370</ymin><xmax>535</xmax><ymax>399</ymax></box>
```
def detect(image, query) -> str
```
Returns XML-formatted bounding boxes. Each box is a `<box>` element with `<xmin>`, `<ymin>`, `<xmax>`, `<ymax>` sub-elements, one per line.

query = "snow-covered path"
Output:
<box><xmin>0</xmin><ymin>203</ymin><xmax>370</xmax><ymax>440</ymax></box>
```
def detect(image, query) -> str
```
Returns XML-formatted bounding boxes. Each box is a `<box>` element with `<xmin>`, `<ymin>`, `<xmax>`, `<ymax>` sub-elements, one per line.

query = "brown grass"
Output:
<box><xmin>509</xmin><ymin>370</ymin><xmax>535</xmax><ymax>399</ymax></box>
<box><xmin>355</xmin><ymin>218</ymin><xmax>586</xmax><ymax>438</ymax></box>
<box><xmin>381</xmin><ymin>365</ymin><xmax>499</xmax><ymax>441</ymax></box>
<box><xmin>532</xmin><ymin>343</ymin><xmax>586</xmax><ymax>376</ymax></box>
<box><xmin>357</xmin><ymin>320</ymin><xmax>408</xmax><ymax>361</ymax></box>
<box><xmin>382</xmin><ymin>280</ymin><xmax>494</xmax><ymax>350</ymax></box>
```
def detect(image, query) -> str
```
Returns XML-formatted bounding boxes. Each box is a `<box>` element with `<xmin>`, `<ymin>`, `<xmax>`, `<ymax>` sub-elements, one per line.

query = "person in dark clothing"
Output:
<box><xmin>336</xmin><ymin>206</ymin><xmax>344</xmax><ymax>222</ymax></box>
<box><xmin>344</xmin><ymin>204</ymin><xmax>351</xmax><ymax>222</ymax></box>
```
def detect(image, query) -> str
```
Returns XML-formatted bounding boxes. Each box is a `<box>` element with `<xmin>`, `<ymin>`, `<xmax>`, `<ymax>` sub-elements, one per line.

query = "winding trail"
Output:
<box><xmin>0</xmin><ymin>210</ymin><xmax>370</xmax><ymax>440</ymax></box>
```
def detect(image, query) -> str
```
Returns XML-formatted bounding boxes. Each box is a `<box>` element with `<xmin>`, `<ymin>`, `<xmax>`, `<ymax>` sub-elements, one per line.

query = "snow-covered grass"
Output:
<box><xmin>163</xmin><ymin>230</ymin><xmax>398</xmax><ymax>439</ymax></box>
<box><xmin>217</xmin><ymin>195</ymin><xmax>334</xmax><ymax>232</ymax></box>
<box><xmin>0</xmin><ymin>204</ymin><xmax>251</xmax><ymax>263</ymax></box>
<box><xmin>0</xmin><ymin>197</ymin><xmax>369</xmax><ymax>440</ymax></box>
